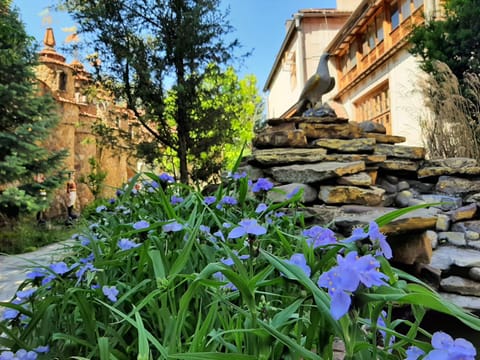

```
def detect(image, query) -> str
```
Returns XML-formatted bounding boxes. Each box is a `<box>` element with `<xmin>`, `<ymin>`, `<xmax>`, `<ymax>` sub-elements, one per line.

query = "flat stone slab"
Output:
<box><xmin>323</xmin><ymin>154</ymin><xmax>386</xmax><ymax>164</ymax></box>
<box><xmin>379</xmin><ymin>159</ymin><xmax>419</xmax><ymax>172</ymax></box>
<box><xmin>358</xmin><ymin>120</ymin><xmax>386</xmax><ymax>134</ymax></box>
<box><xmin>374</xmin><ymin>144</ymin><xmax>426</xmax><ymax>160</ymax></box>
<box><xmin>299</xmin><ymin>122</ymin><xmax>362</xmax><ymax>139</ymax></box>
<box><xmin>430</xmin><ymin>246</ymin><xmax>480</xmax><ymax>270</ymax></box>
<box><xmin>452</xmin><ymin>220</ymin><xmax>480</xmax><ymax>233</ymax></box>
<box><xmin>312</xmin><ymin>138</ymin><xmax>376</xmax><ymax>153</ymax></box>
<box><xmin>269</xmin><ymin>161</ymin><xmax>365</xmax><ymax>184</ymax></box>
<box><xmin>439</xmin><ymin>292</ymin><xmax>480</xmax><ymax>311</ymax></box>
<box><xmin>319</xmin><ymin>185</ymin><xmax>385</xmax><ymax>206</ymax></box>
<box><xmin>435</xmin><ymin>176</ymin><xmax>480</xmax><ymax>195</ymax></box>
<box><xmin>267</xmin><ymin>116</ymin><xmax>349</xmax><ymax>125</ymax></box>
<box><xmin>364</xmin><ymin>133</ymin><xmax>406</xmax><ymax>144</ymax></box>
<box><xmin>253</xmin><ymin>129</ymin><xmax>307</xmax><ymax>148</ymax></box>
<box><xmin>441</xmin><ymin>276</ymin><xmax>480</xmax><ymax>296</ymax></box>
<box><xmin>423</xmin><ymin>157</ymin><xmax>477</xmax><ymax>168</ymax></box>
<box><xmin>337</xmin><ymin>172</ymin><xmax>373</xmax><ymax>186</ymax></box>
<box><xmin>252</xmin><ymin>148</ymin><xmax>328</xmax><ymax>165</ymax></box>
<box><xmin>418</xmin><ymin>166</ymin><xmax>480</xmax><ymax>178</ymax></box>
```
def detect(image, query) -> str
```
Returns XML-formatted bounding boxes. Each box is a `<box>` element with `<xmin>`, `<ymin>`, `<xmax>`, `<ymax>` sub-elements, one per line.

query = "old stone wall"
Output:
<box><xmin>244</xmin><ymin>114</ymin><xmax>480</xmax><ymax>312</ymax></box>
<box><xmin>35</xmin><ymin>31</ymin><xmax>138</xmax><ymax>218</ymax></box>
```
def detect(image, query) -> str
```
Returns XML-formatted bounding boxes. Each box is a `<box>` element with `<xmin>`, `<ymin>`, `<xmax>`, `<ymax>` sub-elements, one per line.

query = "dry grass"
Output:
<box><xmin>420</xmin><ymin>62</ymin><xmax>480</xmax><ymax>160</ymax></box>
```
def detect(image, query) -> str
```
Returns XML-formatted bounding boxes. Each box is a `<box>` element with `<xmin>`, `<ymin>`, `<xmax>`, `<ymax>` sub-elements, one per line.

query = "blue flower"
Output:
<box><xmin>405</xmin><ymin>346</ymin><xmax>425</xmax><ymax>360</ymax></box>
<box><xmin>231</xmin><ymin>171</ymin><xmax>247</xmax><ymax>180</ymax></box>
<box><xmin>16</xmin><ymin>288</ymin><xmax>36</xmax><ymax>301</ymax></box>
<box><xmin>133</xmin><ymin>220</ymin><xmax>150</xmax><ymax>230</ymax></box>
<box><xmin>212</xmin><ymin>272</ymin><xmax>237</xmax><ymax>291</ymax></box>
<box><xmin>213</xmin><ymin>230</ymin><xmax>225</xmax><ymax>242</ymax></box>
<box><xmin>33</xmin><ymin>346</ymin><xmax>49</xmax><ymax>354</ymax></box>
<box><xmin>228</xmin><ymin>219</ymin><xmax>267</xmax><ymax>239</ymax></box>
<box><xmin>216</xmin><ymin>196</ymin><xmax>237</xmax><ymax>209</ymax></box>
<box><xmin>118</xmin><ymin>238</ymin><xmax>141</xmax><ymax>251</ymax></box>
<box><xmin>204</xmin><ymin>196</ymin><xmax>216</xmax><ymax>205</ymax></box>
<box><xmin>285</xmin><ymin>253</ymin><xmax>311</xmax><ymax>277</ymax></box>
<box><xmin>102</xmin><ymin>285</ymin><xmax>119</xmax><ymax>302</ymax></box>
<box><xmin>170</xmin><ymin>195</ymin><xmax>184</xmax><ymax>205</ymax></box>
<box><xmin>2</xmin><ymin>308</ymin><xmax>20</xmax><ymax>321</ymax></box>
<box><xmin>75</xmin><ymin>263</ymin><xmax>96</xmax><ymax>282</ymax></box>
<box><xmin>303</xmin><ymin>226</ymin><xmax>337</xmax><ymax>248</ymax></box>
<box><xmin>286</xmin><ymin>187</ymin><xmax>300</xmax><ymax>199</ymax></box>
<box><xmin>96</xmin><ymin>205</ymin><xmax>107</xmax><ymax>213</ymax></box>
<box><xmin>162</xmin><ymin>221</ymin><xmax>183</xmax><ymax>232</ymax></box>
<box><xmin>150</xmin><ymin>180</ymin><xmax>159</xmax><ymax>189</ymax></box>
<box><xmin>26</xmin><ymin>268</ymin><xmax>45</xmax><ymax>281</ymax></box>
<box><xmin>0</xmin><ymin>349</ymin><xmax>38</xmax><ymax>360</ymax></box>
<box><xmin>317</xmin><ymin>251</ymin><xmax>388</xmax><ymax>319</ymax></box>
<box><xmin>424</xmin><ymin>331</ymin><xmax>476</xmax><ymax>360</ymax></box>
<box><xmin>255</xmin><ymin>203</ymin><xmax>268</xmax><ymax>213</ymax></box>
<box><xmin>159</xmin><ymin>173</ymin><xmax>174</xmax><ymax>183</ymax></box>
<box><xmin>252</xmin><ymin>178</ymin><xmax>273</xmax><ymax>193</ymax></box>
<box><xmin>220</xmin><ymin>251</ymin><xmax>250</xmax><ymax>266</ymax></box>
<box><xmin>49</xmin><ymin>262</ymin><xmax>70</xmax><ymax>275</ymax></box>
<box><xmin>368</xmin><ymin>221</ymin><xmax>392</xmax><ymax>259</ymax></box>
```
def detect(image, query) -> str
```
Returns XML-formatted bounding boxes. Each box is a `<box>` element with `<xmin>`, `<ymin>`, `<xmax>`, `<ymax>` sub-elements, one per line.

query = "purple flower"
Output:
<box><xmin>216</xmin><ymin>196</ymin><xmax>237</xmax><ymax>209</ymax></box>
<box><xmin>303</xmin><ymin>226</ymin><xmax>337</xmax><ymax>248</ymax></box>
<box><xmin>405</xmin><ymin>346</ymin><xmax>425</xmax><ymax>360</ymax></box>
<box><xmin>274</xmin><ymin>211</ymin><xmax>285</xmax><ymax>218</ymax></box>
<box><xmin>133</xmin><ymin>220</ymin><xmax>150</xmax><ymax>230</ymax></box>
<box><xmin>228</xmin><ymin>219</ymin><xmax>267</xmax><ymax>239</ymax></box>
<box><xmin>116</xmin><ymin>189</ymin><xmax>124</xmax><ymax>197</ymax></box>
<box><xmin>204</xmin><ymin>196</ymin><xmax>216</xmax><ymax>205</ymax></box>
<box><xmin>377</xmin><ymin>311</ymin><xmax>395</xmax><ymax>349</ymax></box>
<box><xmin>33</xmin><ymin>346</ymin><xmax>49</xmax><ymax>354</ymax></box>
<box><xmin>26</xmin><ymin>268</ymin><xmax>45</xmax><ymax>281</ymax></box>
<box><xmin>96</xmin><ymin>205</ymin><xmax>107</xmax><ymax>213</ymax></box>
<box><xmin>231</xmin><ymin>171</ymin><xmax>247</xmax><ymax>180</ymax></box>
<box><xmin>213</xmin><ymin>230</ymin><xmax>225</xmax><ymax>241</ymax></box>
<box><xmin>424</xmin><ymin>331</ymin><xmax>476</xmax><ymax>360</ymax></box>
<box><xmin>2</xmin><ymin>308</ymin><xmax>20</xmax><ymax>320</ymax></box>
<box><xmin>109</xmin><ymin>198</ymin><xmax>116</xmax><ymax>204</ymax></box>
<box><xmin>102</xmin><ymin>285</ymin><xmax>119</xmax><ymax>302</ymax></box>
<box><xmin>285</xmin><ymin>253</ymin><xmax>311</xmax><ymax>277</ymax></box>
<box><xmin>170</xmin><ymin>195</ymin><xmax>184</xmax><ymax>205</ymax></box>
<box><xmin>11</xmin><ymin>349</ymin><xmax>37</xmax><ymax>360</ymax></box>
<box><xmin>286</xmin><ymin>187</ymin><xmax>300</xmax><ymax>199</ymax></box>
<box><xmin>255</xmin><ymin>203</ymin><xmax>268</xmax><ymax>213</ymax></box>
<box><xmin>162</xmin><ymin>220</ymin><xmax>183</xmax><ymax>232</ymax></box>
<box><xmin>252</xmin><ymin>178</ymin><xmax>273</xmax><ymax>193</ymax></box>
<box><xmin>118</xmin><ymin>238</ymin><xmax>141</xmax><ymax>251</ymax></box>
<box><xmin>343</xmin><ymin>227</ymin><xmax>369</xmax><ymax>243</ymax></box>
<box><xmin>368</xmin><ymin>221</ymin><xmax>392</xmax><ymax>259</ymax></box>
<box><xmin>49</xmin><ymin>261</ymin><xmax>70</xmax><ymax>275</ymax></box>
<box><xmin>220</xmin><ymin>251</ymin><xmax>250</xmax><ymax>266</ymax></box>
<box><xmin>159</xmin><ymin>173</ymin><xmax>174</xmax><ymax>183</ymax></box>
<box><xmin>75</xmin><ymin>263</ymin><xmax>96</xmax><ymax>282</ymax></box>
<box><xmin>212</xmin><ymin>272</ymin><xmax>237</xmax><ymax>291</ymax></box>
<box><xmin>16</xmin><ymin>288</ymin><xmax>36</xmax><ymax>301</ymax></box>
<box><xmin>317</xmin><ymin>251</ymin><xmax>388</xmax><ymax>320</ymax></box>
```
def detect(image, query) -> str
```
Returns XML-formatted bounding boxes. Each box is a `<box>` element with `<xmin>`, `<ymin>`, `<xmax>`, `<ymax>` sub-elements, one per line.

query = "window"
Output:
<box><xmin>58</xmin><ymin>71</ymin><xmax>67</xmax><ymax>91</ymax></box>
<box><xmin>354</xmin><ymin>83</ymin><xmax>391</xmax><ymax>132</ymax></box>
<box><xmin>390</xmin><ymin>2</ymin><xmax>400</xmax><ymax>30</ymax></box>
<box><xmin>401</xmin><ymin>0</ymin><xmax>411</xmax><ymax>20</ymax></box>
<box><xmin>347</xmin><ymin>41</ymin><xmax>358</xmax><ymax>70</ymax></box>
<box><xmin>367</xmin><ymin>23</ymin><xmax>376</xmax><ymax>51</ymax></box>
<box><xmin>413</xmin><ymin>0</ymin><xmax>423</xmax><ymax>8</ymax></box>
<box><xmin>376</xmin><ymin>14</ymin><xmax>384</xmax><ymax>43</ymax></box>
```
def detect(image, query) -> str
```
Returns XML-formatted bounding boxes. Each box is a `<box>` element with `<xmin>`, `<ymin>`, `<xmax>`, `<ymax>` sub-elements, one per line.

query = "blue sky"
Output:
<box><xmin>13</xmin><ymin>0</ymin><xmax>336</xmax><ymax>92</ymax></box>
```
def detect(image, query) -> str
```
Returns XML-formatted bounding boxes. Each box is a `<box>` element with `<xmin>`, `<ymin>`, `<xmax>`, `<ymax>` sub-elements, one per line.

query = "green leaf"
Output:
<box><xmin>168</xmin><ymin>353</ymin><xmax>256</xmax><ymax>360</ymax></box>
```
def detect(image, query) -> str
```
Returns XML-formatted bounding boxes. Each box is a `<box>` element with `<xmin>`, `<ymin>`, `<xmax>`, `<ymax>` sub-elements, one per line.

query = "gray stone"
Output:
<box><xmin>424</xmin><ymin>157</ymin><xmax>478</xmax><ymax>168</ymax></box>
<box><xmin>378</xmin><ymin>178</ymin><xmax>398</xmax><ymax>194</ymax></box>
<box><xmin>385</xmin><ymin>175</ymin><xmax>399</xmax><ymax>184</ymax></box>
<box><xmin>395</xmin><ymin>190</ymin><xmax>414</xmax><ymax>208</ymax></box>
<box><xmin>364</xmin><ymin>133</ymin><xmax>406</xmax><ymax>144</ymax></box>
<box><xmin>426</xmin><ymin>230</ymin><xmax>438</xmax><ymax>249</ymax></box>
<box><xmin>439</xmin><ymin>292</ymin><xmax>480</xmax><ymax>311</ymax></box>
<box><xmin>465</xmin><ymin>231</ymin><xmax>480</xmax><ymax>241</ymax></box>
<box><xmin>452</xmin><ymin>221</ymin><xmax>480</xmax><ymax>234</ymax></box>
<box><xmin>299</xmin><ymin>122</ymin><xmax>362</xmax><ymax>139</ymax></box>
<box><xmin>438</xmin><ymin>232</ymin><xmax>466</xmax><ymax>247</ymax></box>
<box><xmin>379</xmin><ymin>159</ymin><xmax>419</xmax><ymax>172</ymax></box>
<box><xmin>337</xmin><ymin>172</ymin><xmax>373</xmax><ymax>186</ymax></box>
<box><xmin>436</xmin><ymin>176</ymin><xmax>480</xmax><ymax>195</ymax></box>
<box><xmin>269</xmin><ymin>161</ymin><xmax>365</xmax><ymax>184</ymax></box>
<box><xmin>397</xmin><ymin>181</ymin><xmax>410</xmax><ymax>192</ymax></box>
<box><xmin>448</xmin><ymin>203</ymin><xmax>477</xmax><ymax>223</ymax></box>
<box><xmin>440</xmin><ymin>276</ymin><xmax>480</xmax><ymax>296</ymax></box>
<box><xmin>407</xmin><ymin>180</ymin><xmax>435</xmax><ymax>194</ymax></box>
<box><xmin>268</xmin><ymin>183</ymin><xmax>318</xmax><ymax>203</ymax></box>
<box><xmin>418</xmin><ymin>166</ymin><xmax>480</xmax><ymax>178</ymax></box>
<box><xmin>419</xmin><ymin>194</ymin><xmax>463</xmax><ymax>210</ymax></box>
<box><xmin>374</xmin><ymin>144</ymin><xmax>426</xmax><ymax>160</ymax></box>
<box><xmin>322</xmin><ymin>154</ymin><xmax>387</xmax><ymax>165</ymax></box>
<box><xmin>435</xmin><ymin>214</ymin><xmax>451</xmax><ymax>232</ymax></box>
<box><xmin>430</xmin><ymin>246</ymin><xmax>480</xmax><ymax>270</ymax></box>
<box><xmin>465</xmin><ymin>193</ymin><xmax>480</xmax><ymax>203</ymax></box>
<box><xmin>237</xmin><ymin>164</ymin><xmax>264</xmax><ymax>181</ymax></box>
<box><xmin>469</xmin><ymin>267</ymin><xmax>480</xmax><ymax>281</ymax></box>
<box><xmin>358</xmin><ymin>120</ymin><xmax>386</xmax><ymax>133</ymax></box>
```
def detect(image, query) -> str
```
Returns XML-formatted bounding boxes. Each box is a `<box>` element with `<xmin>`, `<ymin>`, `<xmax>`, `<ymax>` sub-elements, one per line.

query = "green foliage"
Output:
<box><xmin>1</xmin><ymin>171</ymin><xmax>479</xmax><ymax>359</ymax></box>
<box><xmin>409</xmin><ymin>0</ymin><xmax>480</xmax><ymax>79</ymax></box>
<box><xmin>59</xmin><ymin>0</ymin><xmax>260</xmax><ymax>183</ymax></box>
<box><xmin>0</xmin><ymin>216</ymin><xmax>78</xmax><ymax>254</ymax></box>
<box><xmin>0</xmin><ymin>1</ymin><xmax>67</xmax><ymax>218</ymax></box>
<box><xmin>78</xmin><ymin>157</ymin><xmax>107</xmax><ymax>198</ymax></box>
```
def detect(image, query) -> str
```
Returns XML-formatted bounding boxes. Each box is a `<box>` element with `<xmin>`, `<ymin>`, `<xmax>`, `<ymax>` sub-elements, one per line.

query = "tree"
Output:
<box><xmin>60</xmin><ymin>0</ymin><xmax>255</xmax><ymax>183</ymax></box>
<box><xmin>0</xmin><ymin>0</ymin><xmax>67</xmax><ymax>220</ymax></box>
<box><xmin>409</xmin><ymin>0</ymin><xmax>480</xmax><ymax>80</ymax></box>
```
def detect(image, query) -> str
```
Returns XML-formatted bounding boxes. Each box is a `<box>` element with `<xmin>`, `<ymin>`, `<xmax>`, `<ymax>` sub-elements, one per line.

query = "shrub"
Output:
<box><xmin>0</xmin><ymin>173</ymin><xmax>479</xmax><ymax>359</ymax></box>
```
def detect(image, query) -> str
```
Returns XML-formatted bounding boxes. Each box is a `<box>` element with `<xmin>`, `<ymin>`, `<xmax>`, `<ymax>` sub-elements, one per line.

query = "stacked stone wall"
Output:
<box><xmin>244</xmin><ymin>114</ymin><xmax>480</xmax><ymax>312</ymax></box>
